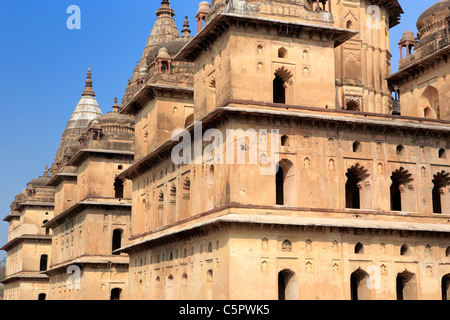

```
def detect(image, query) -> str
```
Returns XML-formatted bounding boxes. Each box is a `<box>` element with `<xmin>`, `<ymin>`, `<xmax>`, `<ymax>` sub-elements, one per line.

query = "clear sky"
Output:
<box><xmin>0</xmin><ymin>0</ymin><xmax>438</xmax><ymax>261</ymax></box>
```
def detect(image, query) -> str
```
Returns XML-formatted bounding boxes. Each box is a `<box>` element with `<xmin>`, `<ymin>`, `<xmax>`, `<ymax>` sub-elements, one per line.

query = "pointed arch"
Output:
<box><xmin>345</xmin><ymin>164</ymin><xmax>370</xmax><ymax>209</ymax></box>
<box><xmin>276</xmin><ymin>159</ymin><xmax>296</xmax><ymax>206</ymax></box>
<box><xmin>396</xmin><ymin>270</ymin><xmax>418</xmax><ymax>300</ymax></box>
<box><xmin>390</xmin><ymin>167</ymin><xmax>414</xmax><ymax>212</ymax></box>
<box><xmin>278</xmin><ymin>269</ymin><xmax>297</xmax><ymax>300</ymax></box>
<box><xmin>351</xmin><ymin>268</ymin><xmax>370</xmax><ymax>300</ymax></box>
<box><xmin>442</xmin><ymin>274</ymin><xmax>450</xmax><ymax>300</ymax></box>
<box><xmin>273</xmin><ymin>67</ymin><xmax>293</xmax><ymax>104</ymax></box>
<box><xmin>432</xmin><ymin>171</ymin><xmax>450</xmax><ymax>214</ymax></box>
<box><xmin>421</xmin><ymin>85</ymin><xmax>439</xmax><ymax>119</ymax></box>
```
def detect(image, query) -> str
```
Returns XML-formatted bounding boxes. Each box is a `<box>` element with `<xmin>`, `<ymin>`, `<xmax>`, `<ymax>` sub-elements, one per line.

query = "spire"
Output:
<box><xmin>141</xmin><ymin>0</ymin><xmax>181</xmax><ymax>62</ymax></box>
<box><xmin>50</xmin><ymin>67</ymin><xmax>103</xmax><ymax>173</ymax></box>
<box><xmin>81</xmin><ymin>66</ymin><xmax>95</xmax><ymax>97</ymax></box>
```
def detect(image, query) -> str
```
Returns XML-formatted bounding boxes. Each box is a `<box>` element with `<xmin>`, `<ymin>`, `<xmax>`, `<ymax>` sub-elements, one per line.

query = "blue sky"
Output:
<box><xmin>0</xmin><ymin>1</ymin><xmax>437</xmax><ymax>261</ymax></box>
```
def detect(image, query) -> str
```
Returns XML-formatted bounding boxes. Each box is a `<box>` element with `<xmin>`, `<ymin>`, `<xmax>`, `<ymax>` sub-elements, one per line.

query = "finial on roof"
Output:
<box><xmin>112</xmin><ymin>97</ymin><xmax>122</xmax><ymax>113</ymax></box>
<box><xmin>182</xmin><ymin>16</ymin><xmax>191</xmax><ymax>38</ymax></box>
<box><xmin>82</xmin><ymin>66</ymin><xmax>96</xmax><ymax>97</ymax></box>
<box><xmin>44</xmin><ymin>165</ymin><xmax>49</xmax><ymax>177</ymax></box>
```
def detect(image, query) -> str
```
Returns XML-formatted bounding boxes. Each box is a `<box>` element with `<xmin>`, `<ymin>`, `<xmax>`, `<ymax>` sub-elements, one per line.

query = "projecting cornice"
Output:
<box><xmin>1</xmin><ymin>235</ymin><xmax>52</xmax><ymax>252</ymax></box>
<box><xmin>174</xmin><ymin>12</ymin><xmax>358</xmax><ymax>62</ymax></box>
<box><xmin>46</xmin><ymin>172</ymin><xmax>78</xmax><ymax>187</ymax></box>
<box><xmin>65</xmin><ymin>149</ymin><xmax>134</xmax><ymax>167</ymax></box>
<box><xmin>44</xmin><ymin>255</ymin><xmax>129</xmax><ymax>276</ymax></box>
<box><xmin>44</xmin><ymin>198</ymin><xmax>131</xmax><ymax>229</ymax></box>
<box><xmin>120</xmin><ymin>83</ymin><xmax>194</xmax><ymax>116</ymax></box>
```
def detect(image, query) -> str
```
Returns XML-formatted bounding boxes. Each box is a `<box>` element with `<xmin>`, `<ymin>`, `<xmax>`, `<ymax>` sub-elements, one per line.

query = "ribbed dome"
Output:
<box><xmin>66</xmin><ymin>95</ymin><xmax>103</xmax><ymax>129</ymax></box>
<box><xmin>66</xmin><ymin>67</ymin><xmax>103</xmax><ymax>130</ymax></box>
<box><xmin>417</xmin><ymin>0</ymin><xmax>450</xmax><ymax>33</ymax></box>
<box><xmin>51</xmin><ymin>67</ymin><xmax>103</xmax><ymax>171</ymax></box>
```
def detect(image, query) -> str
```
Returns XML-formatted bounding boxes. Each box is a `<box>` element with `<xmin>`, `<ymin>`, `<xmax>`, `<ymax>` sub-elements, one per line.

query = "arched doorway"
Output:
<box><xmin>278</xmin><ymin>269</ymin><xmax>297</xmax><ymax>300</ymax></box>
<box><xmin>110</xmin><ymin>288</ymin><xmax>122</xmax><ymax>300</ymax></box>
<box><xmin>396</xmin><ymin>271</ymin><xmax>418</xmax><ymax>300</ymax></box>
<box><xmin>350</xmin><ymin>268</ymin><xmax>370</xmax><ymax>300</ymax></box>
<box><xmin>442</xmin><ymin>274</ymin><xmax>450</xmax><ymax>300</ymax></box>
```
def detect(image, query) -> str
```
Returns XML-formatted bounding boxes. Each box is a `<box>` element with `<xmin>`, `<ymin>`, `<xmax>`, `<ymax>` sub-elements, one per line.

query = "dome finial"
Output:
<box><xmin>82</xmin><ymin>66</ymin><xmax>96</xmax><ymax>97</ymax></box>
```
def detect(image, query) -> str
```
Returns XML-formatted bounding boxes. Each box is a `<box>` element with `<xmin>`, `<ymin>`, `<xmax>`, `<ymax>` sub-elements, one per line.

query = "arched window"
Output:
<box><xmin>400</xmin><ymin>244</ymin><xmax>409</xmax><ymax>256</ymax></box>
<box><xmin>439</xmin><ymin>148</ymin><xmax>447</xmax><ymax>159</ymax></box>
<box><xmin>396</xmin><ymin>145</ymin><xmax>405</xmax><ymax>155</ymax></box>
<box><xmin>351</xmin><ymin>269</ymin><xmax>370</xmax><ymax>300</ymax></box>
<box><xmin>110</xmin><ymin>288</ymin><xmax>122</xmax><ymax>300</ymax></box>
<box><xmin>273</xmin><ymin>75</ymin><xmax>286</xmax><ymax>104</ymax></box>
<box><xmin>346</xmin><ymin>100</ymin><xmax>359</xmax><ymax>111</ymax></box>
<box><xmin>278</xmin><ymin>269</ymin><xmax>297</xmax><ymax>300</ymax></box>
<box><xmin>278</xmin><ymin>47</ymin><xmax>288</xmax><ymax>58</ymax></box>
<box><xmin>281</xmin><ymin>135</ymin><xmax>289</xmax><ymax>147</ymax></box>
<box><xmin>446</xmin><ymin>247</ymin><xmax>450</xmax><ymax>257</ymax></box>
<box><xmin>275</xmin><ymin>160</ymin><xmax>295</xmax><ymax>206</ymax></box>
<box><xmin>38</xmin><ymin>293</ymin><xmax>46</xmax><ymax>300</ymax></box>
<box><xmin>346</xmin><ymin>20</ymin><xmax>353</xmax><ymax>29</ymax></box>
<box><xmin>114</xmin><ymin>178</ymin><xmax>124</xmax><ymax>199</ymax></box>
<box><xmin>390</xmin><ymin>168</ymin><xmax>413</xmax><ymax>212</ymax></box>
<box><xmin>345</xmin><ymin>164</ymin><xmax>370</xmax><ymax>209</ymax></box>
<box><xmin>432</xmin><ymin>171</ymin><xmax>450</xmax><ymax>214</ymax></box>
<box><xmin>112</xmin><ymin>229</ymin><xmax>123</xmax><ymax>254</ymax></box>
<box><xmin>353</xmin><ymin>141</ymin><xmax>361</xmax><ymax>153</ymax></box>
<box><xmin>206</xmin><ymin>270</ymin><xmax>214</xmax><ymax>300</ymax></box>
<box><xmin>39</xmin><ymin>255</ymin><xmax>48</xmax><ymax>271</ymax></box>
<box><xmin>273</xmin><ymin>67</ymin><xmax>293</xmax><ymax>105</ymax></box>
<box><xmin>43</xmin><ymin>220</ymin><xmax>50</xmax><ymax>235</ymax></box>
<box><xmin>355</xmin><ymin>242</ymin><xmax>364</xmax><ymax>254</ymax></box>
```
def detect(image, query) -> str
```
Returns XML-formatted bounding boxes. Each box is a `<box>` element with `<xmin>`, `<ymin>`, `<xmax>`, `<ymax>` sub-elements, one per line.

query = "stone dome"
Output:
<box><xmin>27</xmin><ymin>175</ymin><xmax>51</xmax><ymax>188</ymax></box>
<box><xmin>399</xmin><ymin>30</ymin><xmax>417</xmax><ymax>44</ymax></box>
<box><xmin>92</xmin><ymin>111</ymin><xmax>135</xmax><ymax>128</ymax></box>
<box><xmin>87</xmin><ymin>108</ymin><xmax>135</xmax><ymax>144</ymax></box>
<box><xmin>416</xmin><ymin>0</ymin><xmax>450</xmax><ymax>45</ymax></box>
